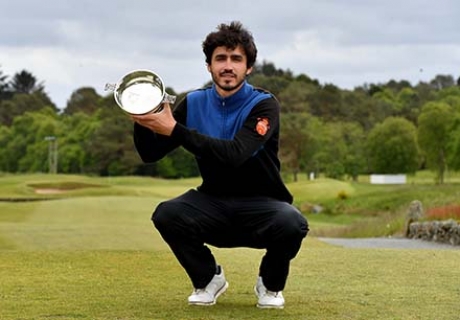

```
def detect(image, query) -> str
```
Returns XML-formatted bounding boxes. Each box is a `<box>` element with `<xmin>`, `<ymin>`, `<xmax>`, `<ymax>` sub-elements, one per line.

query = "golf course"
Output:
<box><xmin>1</xmin><ymin>173</ymin><xmax>459</xmax><ymax>320</ymax></box>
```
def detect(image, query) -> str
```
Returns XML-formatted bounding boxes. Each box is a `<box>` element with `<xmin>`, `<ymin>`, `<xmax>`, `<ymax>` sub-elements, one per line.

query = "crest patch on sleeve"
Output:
<box><xmin>255</xmin><ymin>117</ymin><xmax>270</xmax><ymax>136</ymax></box>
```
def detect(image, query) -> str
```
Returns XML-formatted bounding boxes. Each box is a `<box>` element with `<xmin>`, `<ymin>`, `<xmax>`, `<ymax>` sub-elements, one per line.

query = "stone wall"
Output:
<box><xmin>407</xmin><ymin>219</ymin><xmax>460</xmax><ymax>246</ymax></box>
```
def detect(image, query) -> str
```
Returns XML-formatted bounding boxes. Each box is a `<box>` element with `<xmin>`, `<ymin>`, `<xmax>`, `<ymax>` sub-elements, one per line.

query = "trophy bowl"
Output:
<box><xmin>105</xmin><ymin>69</ymin><xmax>176</xmax><ymax>115</ymax></box>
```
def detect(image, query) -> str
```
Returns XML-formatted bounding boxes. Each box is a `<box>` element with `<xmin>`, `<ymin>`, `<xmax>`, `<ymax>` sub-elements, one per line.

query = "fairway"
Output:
<box><xmin>0</xmin><ymin>196</ymin><xmax>164</xmax><ymax>251</ymax></box>
<box><xmin>1</xmin><ymin>174</ymin><xmax>460</xmax><ymax>319</ymax></box>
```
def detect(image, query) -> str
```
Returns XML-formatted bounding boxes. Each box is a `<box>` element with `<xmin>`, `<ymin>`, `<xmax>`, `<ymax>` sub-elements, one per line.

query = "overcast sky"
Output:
<box><xmin>1</xmin><ymin>0</ymin><xmax>459</xmax><ymax>109</ymax></box>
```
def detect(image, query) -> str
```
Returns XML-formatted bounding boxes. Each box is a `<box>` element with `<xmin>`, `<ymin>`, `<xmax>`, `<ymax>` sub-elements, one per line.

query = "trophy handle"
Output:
<box><xmin>104</xmin><ymin>83</ymin><xmax>116</xmax><ymax>92</ymax></box>
<box><xmin>163</xmin><ymin>93</ymin><xmax>176</xmax><ymax>104</ymax></box>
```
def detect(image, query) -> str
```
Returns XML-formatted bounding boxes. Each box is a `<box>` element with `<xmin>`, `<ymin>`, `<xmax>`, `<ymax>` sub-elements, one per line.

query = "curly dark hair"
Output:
<box><xmin>202</xmin><ymin>21</ymin><xmax>258</xmax><ymax>68</ymax></box>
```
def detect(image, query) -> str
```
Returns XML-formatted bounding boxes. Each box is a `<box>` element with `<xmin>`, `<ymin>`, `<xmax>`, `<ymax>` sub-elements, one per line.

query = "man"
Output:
<box><xmin>131</xmin><ymin>21</ymin><xmax>309</xmax><ymax>309</ymax></box>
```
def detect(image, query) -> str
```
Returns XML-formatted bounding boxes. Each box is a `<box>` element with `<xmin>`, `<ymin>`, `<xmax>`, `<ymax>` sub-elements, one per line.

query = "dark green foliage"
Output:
<box><xmin>1</xmin><ymin>64</ymin><xmax>460</xmax><ymax>179</ymax></box>
<box><xmin>10</xmin><ymin>70</ymin><xmax>43</xmax><ymax>94</ymax></box>
<box><xmin>63</xmin><ymin>87</ymin><xmax>101</xmax><ymax>115</ymax></box>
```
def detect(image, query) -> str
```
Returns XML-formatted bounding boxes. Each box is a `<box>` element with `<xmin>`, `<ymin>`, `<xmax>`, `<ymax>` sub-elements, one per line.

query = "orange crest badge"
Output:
<box><xmin>255</xmin><ymin>117</ymin><xmax>270</xmax><ymax>136</ymax></box>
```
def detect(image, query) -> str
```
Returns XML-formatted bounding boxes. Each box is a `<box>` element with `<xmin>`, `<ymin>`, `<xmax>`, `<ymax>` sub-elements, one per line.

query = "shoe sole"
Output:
<box><xmin>188</xmin><ymin>281</ymin><xmax>229</xmax><ymax>306</ymax></box>
<box><xmin>256</xmin><ymin>302</ymin><xmax>285</xmax><ymax>309</ymax></box>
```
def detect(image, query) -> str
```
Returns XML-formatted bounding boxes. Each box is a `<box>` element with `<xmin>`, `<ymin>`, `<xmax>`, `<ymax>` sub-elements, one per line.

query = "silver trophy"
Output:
<box><xmin>105</xmin><ymin>69</ymin><xmax>176</xmax><ymax>115</ymax></box>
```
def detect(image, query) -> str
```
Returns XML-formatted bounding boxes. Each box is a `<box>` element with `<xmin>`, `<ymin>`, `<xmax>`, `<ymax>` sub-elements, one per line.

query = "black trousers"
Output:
<box><xmin>152</xmin><ymin>189</ymin><xmax>309</xmax><ymax>291</ymax></box>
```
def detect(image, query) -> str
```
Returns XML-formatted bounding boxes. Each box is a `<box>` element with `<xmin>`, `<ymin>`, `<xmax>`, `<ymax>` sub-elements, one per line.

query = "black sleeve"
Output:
<box><xmin>133</xmin><ymin>98</ymin><xmax>187</xmax><ymax>163</ymax></box>
<box><xmin>170</xmin><ymin>97</ymin><xmax>279</xmax><ymax>167</ymax></box>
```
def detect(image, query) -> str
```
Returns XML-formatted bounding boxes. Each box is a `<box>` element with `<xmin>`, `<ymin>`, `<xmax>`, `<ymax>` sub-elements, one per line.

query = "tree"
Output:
<box><xmin>447</xmin><ymin>113</ymin><xmax>460</xmax><ymax>171</ymax></box>
<box><xmin>280</xmin><ymin>112</ymin><xmax>322</xmax><ymax>181</ymax></box>
<box><xmin>310</xmin><ymin>121</ymin><xmax>367</xmax><ymax>180</ymax></box>
<box><xmin>277</xmin><ymin>81</ymin><xmax>316</xmax><ymax>113</ymax></box>
<box><xmin>417</xmin><ymin>102</ymin><xmax>455</xmax><ymax>184</ymax></box>
<box><xmin>312</xmin><ymin>123</ymin><xmax>348</xmax><ymax>180</ymax></box>
<box><xmin>385</xmin><ymin>79</ymin><xmax>412</xmax><ymax>93</ymax></box>
<box><xmin>0</xmin><ymin>100</ymin><xmax>16</xmax><ymax>127</ymax></box>
<box><xmin>252</xmin><ymin>61</ymin><xmax>293</xmax><ymax>78</ymax></box>
<box><xmin>430</xmin><ymin>74</ymin><xmax>455</xmax><ymax>90</ymax></box>
<box><xmin>10</xmin><ymin>70</ymin><xmax>44</xmax><ymax>94</ymax></box>
<box><xmin>295</xmin><ymin>74</ymin><xmax>320</xmax><ymax>87</ymax></box>
<box><xmin>0</xmin><ymin>66</ymin><xmax>11</xmax><ymax>100</ymax></box>
<box><xmin>436</xmin><ymin>86</ymin><xmax>460</xmax><ymax>113</ymax></box>
<box><xmin>0</xmin><ymin>107</ymin><xmax>60</xmax><ymax>172</ymax></box>
<box><xmin>248</xmin><ymin>74</ymin><xmax>290</xmax><ymax>97</ymax></box>
<box><xmin>0</xmin><ymin>125</ymin><xmax>11</xmax><ymax>171</ymax></box>
<box><xmin>83</xmin><ymin>107</ymin><xmax>140</xmax><ymax>176</ymax></box>
<box><xmin>365</xmin><ymin>83</ymin><xmax>383</xmax><ymax>96</ymax></box>
<box><xmin>0</xmin><ymin>91</ymin><xmax>57</xmax><ymax>126</ymax></box>
<box><xmin>367</xmin><ymin>117</ymin><xmax>420</xmax><ymax>174</ymax></box>
<box><xmin>343</xmin><ymin>90</ymin><xmax>376</xmax><ymax>130</ymax></box>
<box><xmin>308</xmin><ymin>84</ymin><xmax>344</xmax><ymax>121</ymax></box>
<box><xmin>58</xmin><ymin>112</ymin><xmax>100</xmax><ymax>173</ymax></box>
<box><xmin>64</xmin><ymin>87</ymin><xmax>102</xmax><ymax>115</ymax></box>
<box><xmin>164</xmin><ymin>147</ymin><xmax>199</xmax><ymax>178</ymax></box>
<box><xmin>340</xmin><ymin>122</ymin><xmax>367</xmax><ymax>180</ymax></box>
<box><xmin>414</xmin><ymin>81</ymin><xmax>437</xmax><ymax>104</ymax></box>
<box><xmin>396</xmin><ymin>87</ymin><xmax>420</xmax><ymax>123</ymax></box>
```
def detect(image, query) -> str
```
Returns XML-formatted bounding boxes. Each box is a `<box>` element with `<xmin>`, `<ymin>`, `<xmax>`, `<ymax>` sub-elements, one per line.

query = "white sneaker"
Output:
<box><xmin>254</xmin><ymin>276</ymin><xmax>285</xmax><ymax>309</ymax></box>
<box><xmin>188</xmin><ymin>267</ymin><xmax>229</xmax><ymax>306</ymax></box>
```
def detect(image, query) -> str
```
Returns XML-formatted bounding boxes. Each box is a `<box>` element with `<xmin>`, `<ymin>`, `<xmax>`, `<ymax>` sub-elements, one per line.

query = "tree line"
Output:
<box><xmin>1</xmin><ymin>63</ymin><xmax>459</xmax><ymax>183</ymax></box>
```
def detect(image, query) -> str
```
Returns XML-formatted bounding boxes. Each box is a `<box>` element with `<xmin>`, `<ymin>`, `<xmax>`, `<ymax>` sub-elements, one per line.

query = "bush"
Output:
<box><xmin>337</xmin><ymin>190</ymin><xmax>349</xmax><ymax>200</ymax></box>
<box><xmin>425</xmin><ymin>204</ymin><xmax>460</xmax><ymax>221</ymax></box>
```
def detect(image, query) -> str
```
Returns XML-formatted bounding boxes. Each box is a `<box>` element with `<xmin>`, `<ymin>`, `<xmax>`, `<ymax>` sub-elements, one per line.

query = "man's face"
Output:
<box><xmin>207</xmin><ymin>45</ymin><xmax>253</xmax><ymax>97</ymax></box>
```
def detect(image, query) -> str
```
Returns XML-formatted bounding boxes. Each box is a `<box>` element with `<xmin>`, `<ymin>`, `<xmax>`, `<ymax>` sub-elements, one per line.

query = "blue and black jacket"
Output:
<box><xmin>133</xmin><ymin>81</ymin><xmax>293</xmax><ymax>204</ymax></box>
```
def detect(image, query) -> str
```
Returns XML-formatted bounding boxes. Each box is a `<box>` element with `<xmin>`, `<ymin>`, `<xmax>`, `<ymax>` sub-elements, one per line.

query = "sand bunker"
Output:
<box><xmin>34</xmin><ymin>188</ymin><xmax>66</xmax><ymax>194</ymax></box>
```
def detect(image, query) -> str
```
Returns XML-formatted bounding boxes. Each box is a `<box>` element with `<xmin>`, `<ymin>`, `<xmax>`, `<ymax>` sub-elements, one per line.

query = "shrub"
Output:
<box><xmin>425</xmin><ymin>204</ymin><xmax>460</xmax><ymax>221</ymax></box>
<box><xmin>337</xmin><ymin>190</ymin><xmax>349</xmax><ymax>200</ymax></box>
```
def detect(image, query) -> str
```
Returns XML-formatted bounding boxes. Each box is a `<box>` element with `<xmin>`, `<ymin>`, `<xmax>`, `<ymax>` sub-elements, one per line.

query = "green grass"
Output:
<box><xmin>1</xmin><ymin>173</ymin><xmax>460</xmax><ymax>319</ymax></box>
<box><xmin>1</xmin><ymin>244</ymin><xmax>459</xmax><ymax>319</ymax></box>
<box><xmin>1</xmin><ymin>246</ymin><xmax>459</xmax><ymax>320</ymax></box>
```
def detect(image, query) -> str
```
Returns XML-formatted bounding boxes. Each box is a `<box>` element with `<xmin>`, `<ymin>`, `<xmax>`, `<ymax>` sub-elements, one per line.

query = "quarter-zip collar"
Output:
<box><xmin>186</xmin><ymin>80</ymin><xmax>271</xmax><ymax>139</ymax></box>
<box><xmin>211</xmin><ymin>81</ymin><xmax>252</xmax><ymax>111</ymax></box>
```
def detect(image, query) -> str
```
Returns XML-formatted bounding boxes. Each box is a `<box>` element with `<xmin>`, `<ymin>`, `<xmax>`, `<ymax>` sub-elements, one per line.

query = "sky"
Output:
<box><xmin>1</xmin><ymin>0</ymin><xmax>459</xmax><ymax>109</ymax></box>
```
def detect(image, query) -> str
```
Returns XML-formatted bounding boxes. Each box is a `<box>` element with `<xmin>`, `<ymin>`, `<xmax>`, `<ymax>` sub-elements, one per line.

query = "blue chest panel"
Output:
<box><xmin>186</xmin><ymin>82</ymin><xmax>271</xmax><ymax>139</ymax></box>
